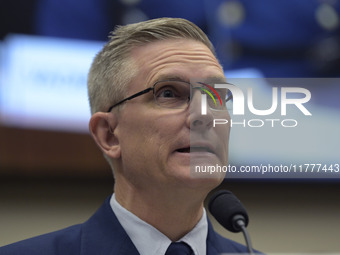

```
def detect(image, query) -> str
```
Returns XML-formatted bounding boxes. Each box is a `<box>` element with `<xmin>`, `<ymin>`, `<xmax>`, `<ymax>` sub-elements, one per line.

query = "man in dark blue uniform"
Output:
<box><xmin>0</xmin><ymin>17</ymin><xmax>249</xmax><ymax>255</ymax></box>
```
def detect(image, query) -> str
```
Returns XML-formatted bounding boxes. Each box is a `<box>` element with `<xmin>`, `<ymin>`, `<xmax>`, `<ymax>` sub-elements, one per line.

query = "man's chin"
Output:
<box><xmin>183</xmin><ymin>171</ymin><xmax>225</xmax><ymax>192</ymax></box>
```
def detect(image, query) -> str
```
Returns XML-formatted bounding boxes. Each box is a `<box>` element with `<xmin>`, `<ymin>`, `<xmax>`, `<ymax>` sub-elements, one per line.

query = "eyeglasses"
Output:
<box><xmin>107</xmin><ymin>80</ymin><xmax>233</xmax><ymax>112</ymax></box>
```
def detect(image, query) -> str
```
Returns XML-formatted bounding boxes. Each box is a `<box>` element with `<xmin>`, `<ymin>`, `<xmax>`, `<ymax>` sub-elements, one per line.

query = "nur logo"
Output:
<box><xmin>199</xmin><ymin>83</ymin><xmax>312</xmax><ymax>116</ymax></box>
<box><xmin>197</xmin><ymin>82</ymin><xmax>225</xmax><ymax>115</ymax></box>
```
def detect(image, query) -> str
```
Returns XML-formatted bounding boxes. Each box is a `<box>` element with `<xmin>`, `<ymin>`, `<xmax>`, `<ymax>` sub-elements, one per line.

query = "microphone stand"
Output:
<box><xmin>235</xmin><ymin>218</ymin><xmax>254</xmax><ymax>254</ymax></box>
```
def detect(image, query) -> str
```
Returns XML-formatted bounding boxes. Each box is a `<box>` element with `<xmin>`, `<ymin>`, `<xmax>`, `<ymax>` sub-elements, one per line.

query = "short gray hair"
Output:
<box><xmin>87</xmin><ymin>17</ymin><xmax>216</xmax><ymax>115</ymax></box>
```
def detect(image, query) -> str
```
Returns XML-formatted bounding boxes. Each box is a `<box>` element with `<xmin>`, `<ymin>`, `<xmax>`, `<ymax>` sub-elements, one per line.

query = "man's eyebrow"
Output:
<box><xmin>153</xmin><ymin>74</ymin><xmax>189</xmax><ymax>83</ymax></box>
<box><xmin>201</xmin><ymin>77</ymin><xmax>227</xmax><ymax>84</ymax></box>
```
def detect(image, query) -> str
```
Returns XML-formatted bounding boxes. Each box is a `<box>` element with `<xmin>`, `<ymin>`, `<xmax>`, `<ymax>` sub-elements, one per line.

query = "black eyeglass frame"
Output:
<box><xmin>107</xmin><ymin>87</ymin><xmax>153</xmax><ymax>112</ymax></box>
<box><xmin>107</xmin><ymin>80</ymin><xmax>192</xmax><ymax>112</ymax></box>
<box><xmin>106</xmin><ymin>80</ymin><xmax>233</xmax><ymax>112</ymax></box>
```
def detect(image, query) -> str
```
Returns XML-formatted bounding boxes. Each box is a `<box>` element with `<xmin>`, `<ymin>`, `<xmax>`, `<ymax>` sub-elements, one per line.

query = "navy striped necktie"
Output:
<box><xmin>165</xmin><ymin>242</ymin><xmax>193</xmax><ymax>255</ymax></box>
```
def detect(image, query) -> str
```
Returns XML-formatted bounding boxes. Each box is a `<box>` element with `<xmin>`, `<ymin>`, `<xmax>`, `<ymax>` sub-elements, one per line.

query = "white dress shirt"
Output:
<box><xmin>110</xmin><ymin>194</ymin><xmax>208</xmax><ymax>255</ymax></box>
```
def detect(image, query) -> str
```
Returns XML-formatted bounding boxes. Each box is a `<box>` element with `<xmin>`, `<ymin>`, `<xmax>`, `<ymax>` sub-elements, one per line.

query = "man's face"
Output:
<box><xmin>113</xmin><ymin>39</ymin><xmax>230</xmax><ymax>192</ymax></box>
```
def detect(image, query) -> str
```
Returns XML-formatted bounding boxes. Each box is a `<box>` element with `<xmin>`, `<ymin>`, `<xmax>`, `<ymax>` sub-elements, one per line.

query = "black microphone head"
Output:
<box><xmin>208</xmin><ymin>190</ymin><xmax>249</xmax><ymax>233</ymax></box>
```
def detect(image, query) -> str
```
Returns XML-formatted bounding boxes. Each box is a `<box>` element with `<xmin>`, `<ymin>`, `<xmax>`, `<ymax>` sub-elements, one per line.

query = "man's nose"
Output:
<box><xmin>186</xmin><ymin>91</ymin><xmax>214</xmax><ymax>131</ymax></box>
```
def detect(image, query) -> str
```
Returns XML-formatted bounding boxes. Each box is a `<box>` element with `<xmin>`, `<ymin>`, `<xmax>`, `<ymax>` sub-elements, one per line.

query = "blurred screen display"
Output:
<box><xmin>0</xmin><ymin>35</ymin><xmax>104</xmax><ymax>132</ymax></box>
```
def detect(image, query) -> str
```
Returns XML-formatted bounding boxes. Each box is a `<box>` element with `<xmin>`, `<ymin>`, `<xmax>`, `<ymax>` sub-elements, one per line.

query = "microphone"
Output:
<box><xmin>208</xmin><ymin>190</ymin><xmax>254</xmax><ymax>254</ymax></box>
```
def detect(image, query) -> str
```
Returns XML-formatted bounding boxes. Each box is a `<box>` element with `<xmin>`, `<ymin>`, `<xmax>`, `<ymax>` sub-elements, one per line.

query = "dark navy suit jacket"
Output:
<box><xmin>0</xmin><ymin>197</ymin><xmax>248</xmax><ymax>254</ymax></box>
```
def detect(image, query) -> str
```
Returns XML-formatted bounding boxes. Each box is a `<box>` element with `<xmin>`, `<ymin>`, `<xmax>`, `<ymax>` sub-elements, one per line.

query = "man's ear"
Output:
<box><xmin>89</xmin><ymin>112</ymin><xmax>121</xmax><ymax>159</ymax></box>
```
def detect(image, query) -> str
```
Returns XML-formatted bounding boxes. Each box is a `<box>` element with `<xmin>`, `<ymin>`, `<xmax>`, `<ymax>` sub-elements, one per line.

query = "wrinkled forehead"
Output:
<box><xmin>130</xmin><ymin>39</ymin><xmax>225</xmax><ymax>89</ymax></box>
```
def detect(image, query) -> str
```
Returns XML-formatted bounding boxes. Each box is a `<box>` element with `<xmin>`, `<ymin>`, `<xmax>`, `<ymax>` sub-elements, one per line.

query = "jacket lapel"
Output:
<box><xmin>80</xmin><ymin>197</ymin><xmax>140</xmax><ymax>255</ymax></box>
<box><xmin>206</xmin><ymin>219</ymin><xmax>224</xmax><ymax>255</ymax></box>
<box><xmin>206</xmin><ymin>217</ymin><xmax>250</xmax><ymax>254</ymax></box>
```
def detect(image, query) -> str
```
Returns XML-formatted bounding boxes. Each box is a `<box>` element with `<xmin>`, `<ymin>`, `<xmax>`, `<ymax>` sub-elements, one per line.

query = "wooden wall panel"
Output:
<box><xmin>0</xmin><ymin>126</ymin><xmax>111</xmax><ymax>177</ymax></box>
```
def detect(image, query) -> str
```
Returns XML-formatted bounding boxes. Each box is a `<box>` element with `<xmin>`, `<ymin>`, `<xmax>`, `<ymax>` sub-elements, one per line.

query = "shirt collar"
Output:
<box><xmin>110</xmin><ymin>194</ymin><xmax>208</xmax><ymax>255</ymax></box>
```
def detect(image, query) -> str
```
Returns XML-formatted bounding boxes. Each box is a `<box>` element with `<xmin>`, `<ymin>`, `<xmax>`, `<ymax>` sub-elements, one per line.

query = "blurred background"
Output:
<box><xmin>1</xmin><ymin>0</ymin><xmax>340</xmax><ymax>253</ymax></box>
